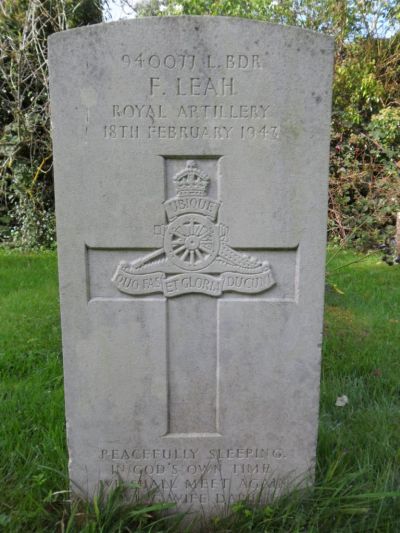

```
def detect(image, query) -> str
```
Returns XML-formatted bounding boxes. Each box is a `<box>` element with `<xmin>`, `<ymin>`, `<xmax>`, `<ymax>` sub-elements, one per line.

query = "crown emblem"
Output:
<box><xmin>173</xmin><ymin>160</ymin><xmax>210</xmax><ymax>197</ymax></box>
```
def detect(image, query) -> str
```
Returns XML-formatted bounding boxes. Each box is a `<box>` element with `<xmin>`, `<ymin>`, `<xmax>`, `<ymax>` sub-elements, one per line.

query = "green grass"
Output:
<box><xmin>0</xmin><ymin>248</ymin><xmax>399</xmax><ymax>531</ymax></box>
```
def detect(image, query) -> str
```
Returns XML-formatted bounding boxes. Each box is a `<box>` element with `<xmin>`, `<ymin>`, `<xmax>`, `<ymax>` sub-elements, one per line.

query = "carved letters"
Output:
<box><xmin>100</xmin><ymin>445</ymin><xmax>286</xmax><ymax>505</ymax></box>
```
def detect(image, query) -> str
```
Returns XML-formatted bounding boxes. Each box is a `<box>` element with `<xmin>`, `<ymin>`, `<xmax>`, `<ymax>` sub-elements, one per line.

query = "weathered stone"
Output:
<box><xmin>49</xmin><ymin>16</ymin><xmax>334</xmax><ymax>516</ymax></box>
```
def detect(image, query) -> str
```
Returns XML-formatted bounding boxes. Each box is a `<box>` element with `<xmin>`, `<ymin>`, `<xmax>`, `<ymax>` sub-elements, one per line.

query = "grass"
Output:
<box><xmin>0</xmin><ymin>248</ymin><xmax>399</xmax><ymax>531</ymax></box>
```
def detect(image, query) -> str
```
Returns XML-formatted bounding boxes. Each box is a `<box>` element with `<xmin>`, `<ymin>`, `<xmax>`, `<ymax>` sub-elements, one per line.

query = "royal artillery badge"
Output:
<box><xmin>112</xmin><ymin>161</ymin><xmax>275</xmax><ymax>297</ymax></box>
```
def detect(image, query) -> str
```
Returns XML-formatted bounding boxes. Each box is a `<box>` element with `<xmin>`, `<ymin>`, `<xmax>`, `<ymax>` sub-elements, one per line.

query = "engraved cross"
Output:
<box><xmin>90</xmin><ymin>160</ymin><xmax>297</xmax><ymax>437</ymax></box>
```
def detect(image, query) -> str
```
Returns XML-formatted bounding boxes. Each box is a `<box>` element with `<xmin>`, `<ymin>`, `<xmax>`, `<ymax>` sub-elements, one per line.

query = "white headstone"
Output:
<box><xmin>49</xmin><ymin>17</ymin><xmax>333</xmax><ymax>515</ymax></box>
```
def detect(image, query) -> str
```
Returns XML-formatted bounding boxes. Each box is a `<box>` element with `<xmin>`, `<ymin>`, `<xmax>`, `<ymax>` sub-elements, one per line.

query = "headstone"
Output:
<box><xmin>49</xmin><ymin>17</ymin><xmax>333</xmax><ymax>515</ymax></box>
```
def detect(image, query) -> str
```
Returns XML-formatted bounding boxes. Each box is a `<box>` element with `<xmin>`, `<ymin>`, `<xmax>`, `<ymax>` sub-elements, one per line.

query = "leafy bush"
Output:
<box><xmin>328</xmin><ymin>30</ymin><xmax>400</xmax><ymax>249</ymax></box>
<box><xmin>329</xmin><ymin>111</ymin><xmax>400</xmax><ymax>249</ymax></box>
<box><xmin>0</xmin><ymin>0</ymin><xmax>102</xmax><ymax>248</ymax></box>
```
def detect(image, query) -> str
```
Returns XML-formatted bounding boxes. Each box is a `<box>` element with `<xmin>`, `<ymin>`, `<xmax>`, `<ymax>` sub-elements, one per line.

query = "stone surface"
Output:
<box><xmin>49</xmin><ymin>16</ymin><xmax>334</xmax><ymax>515</ymax></box>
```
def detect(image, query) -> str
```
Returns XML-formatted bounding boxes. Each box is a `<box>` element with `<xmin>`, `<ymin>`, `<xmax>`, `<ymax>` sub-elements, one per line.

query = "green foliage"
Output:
<box><xmin>328</xmin><ymin>126</ymin><xmax>400</xmax><ymax>249</ymax></box>
<box><xmin>215</xmin><ymin>468</ymin><xmax>399</xmax><ymax>531</ymax></box>
<box><xmin>334</xmin><ymin>56</ymin><xmax>385</xmax><ymax>126</ymax></box>
<box><xmin>63</xmin><ymin>483</ymin><xmax>182</xmax><ymax>532</ymax></box>
<box><xmin>327</xmin><ymin>29</ymin><xmax>399</xmax><ymax>249</ymax></box>
<box><xmin>0</xmin><ymin>0</ymin><xmax>102</xmax><ymax>249</ymax></box>
<box><xmin>69</xmin><ymin>0</ymin><xmax>103</xmax><ymax>26</ymax></box>
<box><xmin>369</xmin><ymin>106</ymin><xmax>400</xmax><ymax>149</ymax></box>
<box><xmin>134</xmin><ymin>0</ymin><xmax>398</xmax><ymax>42</ymax></box>
<box><xmin>1</xmin><ymin>249</ymin><xmax>400</xmax><ymax>530</ymax></box>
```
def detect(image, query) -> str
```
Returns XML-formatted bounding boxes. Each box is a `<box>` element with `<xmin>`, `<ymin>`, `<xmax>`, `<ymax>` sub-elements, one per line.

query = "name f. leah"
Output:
<box><xmin>150</xmin><ymin>76</ymin><xmax>237</xmax><ymax>96</ymax></box>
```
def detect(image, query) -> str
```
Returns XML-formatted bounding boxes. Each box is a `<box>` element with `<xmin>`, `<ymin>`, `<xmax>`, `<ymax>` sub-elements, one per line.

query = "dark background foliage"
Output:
<box><xmin>0</xmin><ymin>0</ymin><xmax>399</xmax><ymax>249</ymax></box>
<box><xmin>0</xmin><ymin>0</ymin><xmax>102</xmax><ymax>248</ymax></box>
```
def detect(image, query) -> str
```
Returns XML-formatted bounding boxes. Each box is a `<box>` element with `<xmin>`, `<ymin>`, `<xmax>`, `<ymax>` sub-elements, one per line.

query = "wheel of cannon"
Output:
<box><xmin>164</xmin><ymin>214</ymin><xmax>220</xmax><ymax>271</ymax></box>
